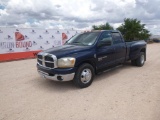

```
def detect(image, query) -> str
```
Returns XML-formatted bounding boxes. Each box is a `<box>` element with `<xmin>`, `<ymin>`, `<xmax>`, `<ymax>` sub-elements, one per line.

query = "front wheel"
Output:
<box><xmin>73</xmin><ymin>63</ymin><xmax>95</xmax><ymax>88</ymax></box>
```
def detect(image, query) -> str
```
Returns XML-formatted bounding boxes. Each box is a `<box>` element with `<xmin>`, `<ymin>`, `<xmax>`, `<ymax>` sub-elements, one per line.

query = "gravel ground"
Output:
<box><xmin>0</xmin><ymin>43</ymin><xmax>160</xmax><ymax>120</ymax></box>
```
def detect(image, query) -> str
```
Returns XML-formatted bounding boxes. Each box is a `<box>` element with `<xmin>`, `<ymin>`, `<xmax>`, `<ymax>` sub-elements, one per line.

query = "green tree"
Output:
<box><xmin>117</xmin><ymin>18</ymin><xmax>150</xmax><ymax>41</ymax></box>
<box><xmin>92</xmin><ymin>23</ymin><xmax>114</xmax><ymax>30</ymax></box>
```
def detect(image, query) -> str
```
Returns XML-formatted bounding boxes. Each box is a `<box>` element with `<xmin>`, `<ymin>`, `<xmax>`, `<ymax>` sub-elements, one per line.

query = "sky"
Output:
<box><xmin>0</xmin><ymin>0</ymin><xmax>160</xmax><ymax>35</ymax></box>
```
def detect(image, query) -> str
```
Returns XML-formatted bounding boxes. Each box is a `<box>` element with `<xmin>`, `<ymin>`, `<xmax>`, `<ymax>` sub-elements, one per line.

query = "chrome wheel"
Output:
<box><xmin>74</xmin><ymin>63</ymin><xmax>94</xmax><ymax>88</ymax></box>
<box><xmin>81</xmin><ymin>68</ymin><xmax>92</xmax><ymax>84</ymax></box>
<box><xmin>141</xmin><ymin>54</ymin><xmax>145</xmax><ymax>65</ymax></box>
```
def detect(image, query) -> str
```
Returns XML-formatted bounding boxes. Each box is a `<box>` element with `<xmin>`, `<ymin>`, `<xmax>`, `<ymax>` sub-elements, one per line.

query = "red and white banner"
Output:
<box><xmin>0</xmin><ymin>28</ymin><xmax>81</xmax><ymax>61</ymax></box>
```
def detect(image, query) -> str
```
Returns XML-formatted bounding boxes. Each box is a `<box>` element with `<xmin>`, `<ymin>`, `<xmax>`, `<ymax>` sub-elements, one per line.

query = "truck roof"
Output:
<box><xmin>91</xmin><ymin>30</ymin><xmax>120</xmax><ymax>33</ymax></box>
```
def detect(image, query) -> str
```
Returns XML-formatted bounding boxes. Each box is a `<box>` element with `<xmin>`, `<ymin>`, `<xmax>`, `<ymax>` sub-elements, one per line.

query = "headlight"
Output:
<box><xmin>57</xmin><ymin>57</ymin><xmax>76</xmax><ymax>68</ymax></box>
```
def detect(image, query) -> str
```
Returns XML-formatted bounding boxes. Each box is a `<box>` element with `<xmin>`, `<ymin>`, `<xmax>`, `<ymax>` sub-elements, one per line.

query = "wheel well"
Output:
<box><xmin>77</xmin><ymin>60</ymin><xmax>96</xmax><ymax>74</ymax></box>
<box><xmin>140</xmin><ymin>48</ymin><xmax>146</xmax><ymax>53</ymax></box>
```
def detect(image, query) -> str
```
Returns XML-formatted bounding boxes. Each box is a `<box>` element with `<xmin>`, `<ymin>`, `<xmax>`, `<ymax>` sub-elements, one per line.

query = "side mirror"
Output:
<box><xmin>98</xmin><ymin>40</ymin><xmax>112</xmax><ymax>47</ymax></box>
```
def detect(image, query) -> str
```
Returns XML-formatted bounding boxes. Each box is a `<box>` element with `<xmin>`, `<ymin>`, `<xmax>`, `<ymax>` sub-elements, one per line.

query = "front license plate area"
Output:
<box><xmin>38</xmin><ymin>70</ymin><xmax>49</xmax><ymax>76</ymax></box>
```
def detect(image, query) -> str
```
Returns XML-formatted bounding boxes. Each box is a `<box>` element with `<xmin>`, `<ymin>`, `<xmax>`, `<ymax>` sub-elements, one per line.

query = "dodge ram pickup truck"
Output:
<box><xmin>37</xmin><ymin>30</ymin><xmax>147</xmax><ymax>88</ymax></box>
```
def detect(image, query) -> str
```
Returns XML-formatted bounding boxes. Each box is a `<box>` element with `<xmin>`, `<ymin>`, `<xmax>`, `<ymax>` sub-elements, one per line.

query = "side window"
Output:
<box><xmin>112</xmin><ymin>33</ymin><xmax>123</xmax><ymax>44</ymax></box>
<box><xmin>99</xmin><ymin>32</ymin><xmax>112</xmax><ymax>44</ymax></box>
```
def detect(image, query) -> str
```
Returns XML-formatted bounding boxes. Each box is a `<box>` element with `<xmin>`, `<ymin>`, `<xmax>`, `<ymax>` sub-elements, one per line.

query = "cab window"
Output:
<box><xmin>98</xmin><ymin>32</ymin><xmax>112</xmax><ymax>45</ymax></box>
<box><xmin>112</xmin><ymin>32</ymin><xmax>123</xmax><ymax>44</ymax></box>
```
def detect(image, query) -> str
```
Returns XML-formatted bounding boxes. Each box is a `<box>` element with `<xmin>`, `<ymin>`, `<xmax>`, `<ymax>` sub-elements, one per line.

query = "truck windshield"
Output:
<box><xmin>65</xmin><ymin>32</ymin><xmax>100</xmax><ymax>46</ymax></box>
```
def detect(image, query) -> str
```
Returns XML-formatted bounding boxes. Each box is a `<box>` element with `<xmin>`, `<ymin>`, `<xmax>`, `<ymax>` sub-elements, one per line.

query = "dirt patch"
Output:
<box><xmin>0</xmin><ymin>44</ymin><xmax>160</xmax><ymax>120</ymax></box>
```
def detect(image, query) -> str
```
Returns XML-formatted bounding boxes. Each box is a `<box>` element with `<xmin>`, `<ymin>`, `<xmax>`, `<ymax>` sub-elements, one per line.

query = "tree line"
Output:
<box><xmin>92</xmin><ymin>18</ymin><xmax>151</xmax><ymax>41</ymax></box>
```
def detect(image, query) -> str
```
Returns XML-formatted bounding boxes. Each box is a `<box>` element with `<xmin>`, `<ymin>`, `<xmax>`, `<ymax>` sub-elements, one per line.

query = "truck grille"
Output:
<box><xmin>37</xmin><ymin>55</ymin><xmax>42</xmax><ymax>59</ymax></box>
<box><xmin>45</xmin><ymin>56</ymin><xmax>53</xmax><ymax>61</ymax></box>
<box><xmin>45</xmin><ymin>62</ymin><xmax>54</xmax><ymax>68</ymax></box>
<box><xmin>37</xmin><ymin>53</ymin><xmax>56</xmax><ymax>69</ymax></box>
<box><xmin>38</xmin><ymin>59</ymin><xmax>42</xmax><ymax>65</ymax></box>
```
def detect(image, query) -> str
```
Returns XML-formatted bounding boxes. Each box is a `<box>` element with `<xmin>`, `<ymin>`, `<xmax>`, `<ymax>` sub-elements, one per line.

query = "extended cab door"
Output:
<box><xmin>96</xmin><ymin>31</ymin><xmax>115</xmax><ymax>70</ymax></box>
<box><xmin>112</xmin><ymin>32</ymin><xmax>126</xmax><ymax>64</ymax></box>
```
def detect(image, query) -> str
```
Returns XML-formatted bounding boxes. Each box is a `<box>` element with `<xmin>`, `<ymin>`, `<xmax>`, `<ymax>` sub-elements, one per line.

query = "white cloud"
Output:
<box><xmin>0</xmin><ymin>0</ymin><xmax>160</xmax><ymax>34</ymax></box>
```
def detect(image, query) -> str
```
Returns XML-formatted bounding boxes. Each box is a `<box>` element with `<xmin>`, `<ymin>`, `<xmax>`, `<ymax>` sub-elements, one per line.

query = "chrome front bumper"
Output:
<box><xmin>38</xmin><ymin>70</ymin><xmax>75</xmax><ymax>81</ymax></box>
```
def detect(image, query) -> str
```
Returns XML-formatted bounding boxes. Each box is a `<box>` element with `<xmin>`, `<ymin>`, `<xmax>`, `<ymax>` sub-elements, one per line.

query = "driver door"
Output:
<box><xmin>96</xmin><ymin>31</ymin><xmax>116</xmax><ymax>70</ymax></box>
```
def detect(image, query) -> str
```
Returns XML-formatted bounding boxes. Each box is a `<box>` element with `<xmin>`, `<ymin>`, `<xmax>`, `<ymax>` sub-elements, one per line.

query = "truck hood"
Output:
<box><xmin>43</xmin><ymin>45</ymin><xmax>92</xmax><ymax>58</ymax></box>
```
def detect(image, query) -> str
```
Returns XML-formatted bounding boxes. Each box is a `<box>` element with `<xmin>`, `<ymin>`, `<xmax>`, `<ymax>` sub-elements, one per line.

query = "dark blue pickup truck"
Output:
<box><xmin>37</xmin><ymin>30</ymin><xmax>147</xmax><ymax>88</ymax></box>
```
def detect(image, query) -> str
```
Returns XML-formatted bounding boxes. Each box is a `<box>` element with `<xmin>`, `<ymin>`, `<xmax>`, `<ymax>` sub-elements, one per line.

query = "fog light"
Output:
<box><xmin>57</xmin><ymin>76</ymin><xmax>63</xmax><ymax>81</ymax></box>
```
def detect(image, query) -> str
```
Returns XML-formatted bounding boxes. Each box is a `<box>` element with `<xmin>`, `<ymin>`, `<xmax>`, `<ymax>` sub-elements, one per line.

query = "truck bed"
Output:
<box><xmin>125</xmin><ymin>40</ymin><xmax>147</xmax><ymax>61</ymax></box>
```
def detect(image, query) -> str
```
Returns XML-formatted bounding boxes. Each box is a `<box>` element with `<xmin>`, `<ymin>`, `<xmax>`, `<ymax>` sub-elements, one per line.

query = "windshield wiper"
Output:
<box><xmin>72</xmin><ymin>42</ymin><xmax>86</xmax><ymax>46</ymax></box>
<box><xmin>72</xmin><ymin>41</ymin><xmax>81</xmax><ymax>44</ymax></box>
<box><xmin>65</xmin><ymin>41</ymin><xmax>79</xmax><ymax>44</ymax></box>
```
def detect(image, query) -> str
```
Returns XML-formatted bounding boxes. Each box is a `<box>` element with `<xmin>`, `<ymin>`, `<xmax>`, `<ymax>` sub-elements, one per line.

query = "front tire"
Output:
<box><xmin>73</xmin><ymin>63</ymin><xmax>95</xmax><ymax>88</ymax></box>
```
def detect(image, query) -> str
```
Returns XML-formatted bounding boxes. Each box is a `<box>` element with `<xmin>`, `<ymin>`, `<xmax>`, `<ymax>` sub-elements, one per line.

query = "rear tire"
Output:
<box><xmin>73</xmin><ymin>63</ymin><xmax>95</xmax><ymax>88</ymax></box>
<box><xmin>136</xmin><ymin>52</ymin><xmax>145</xmax><ymax>67</ymax></box>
